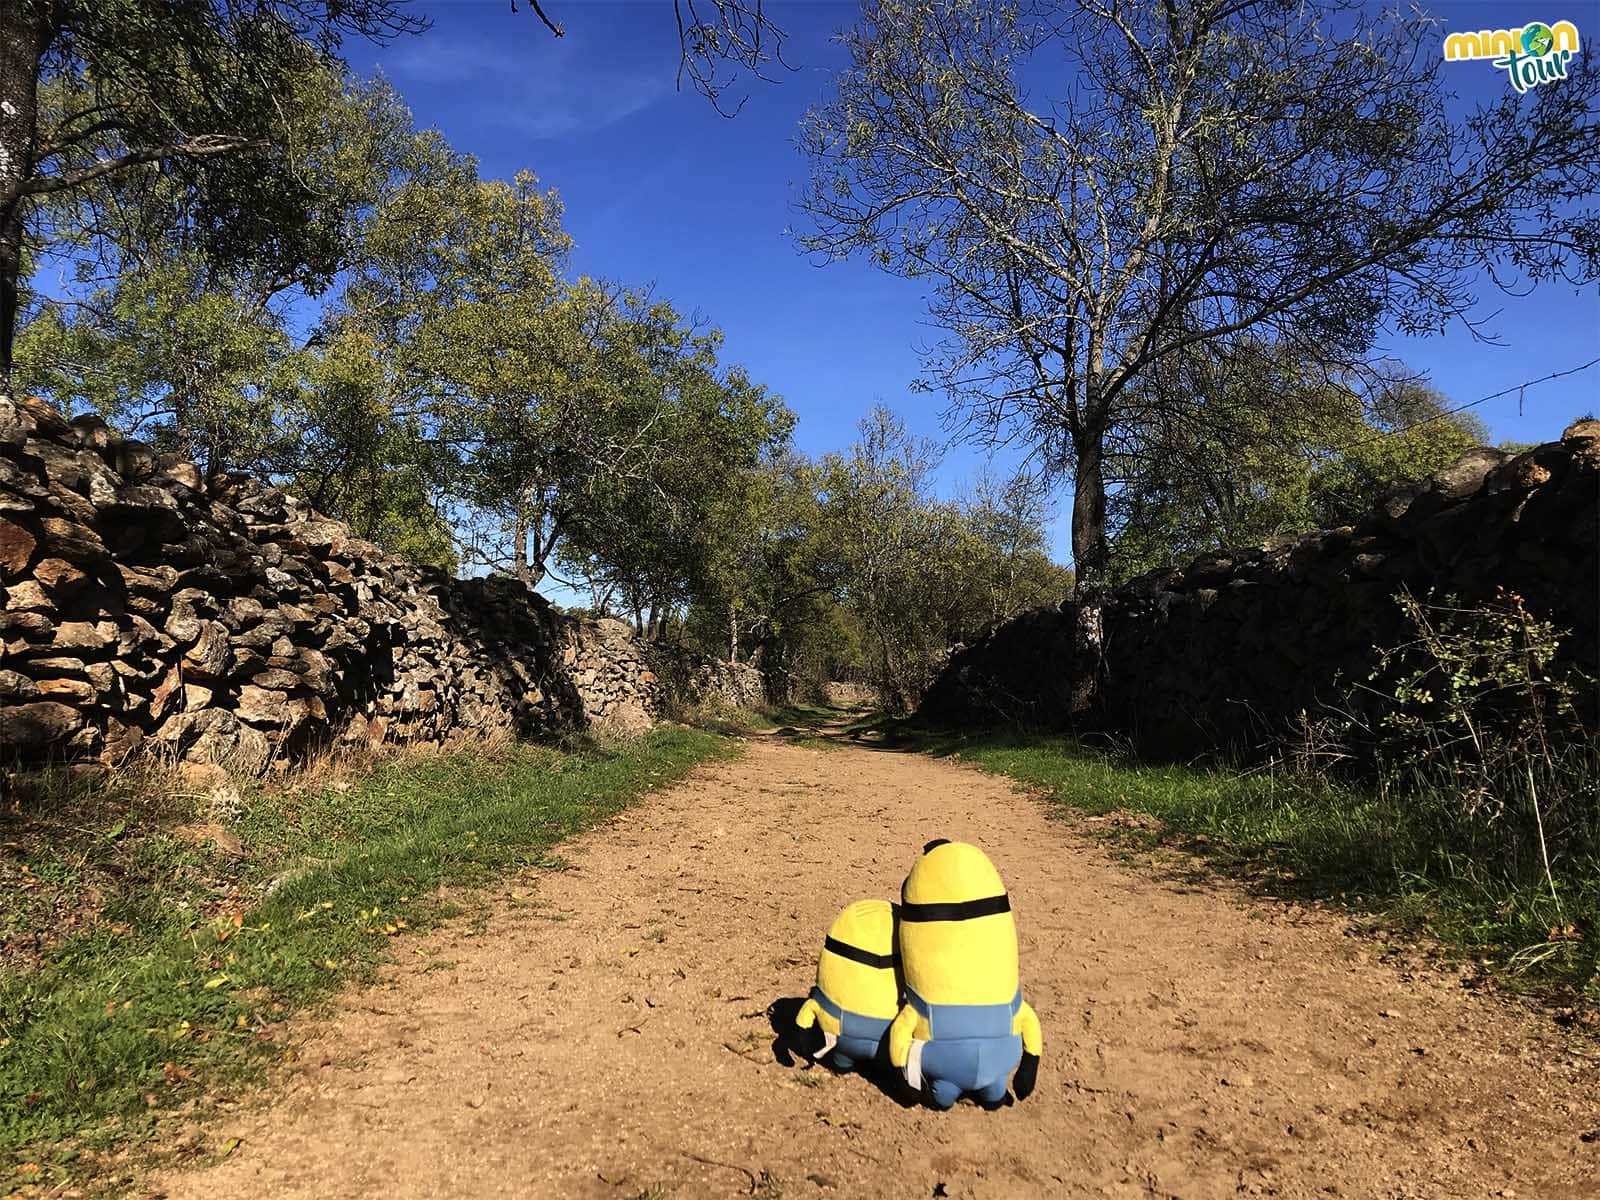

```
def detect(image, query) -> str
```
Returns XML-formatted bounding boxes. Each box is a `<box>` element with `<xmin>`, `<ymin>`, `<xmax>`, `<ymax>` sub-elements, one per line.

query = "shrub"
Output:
<box><xmin>1358</xmin><ymin>587</ymin><xmax>1598</xmax><ymax>897</ymax></box>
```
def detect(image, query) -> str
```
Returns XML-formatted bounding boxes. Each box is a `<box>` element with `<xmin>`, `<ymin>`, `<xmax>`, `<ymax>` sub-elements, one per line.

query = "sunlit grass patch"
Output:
<box><xmin>878</xmin><ymin>719</ymin><xmax>1598</xmax><ymax>1006</ymax></box>
<box><xmin>0</xmin><ymin>726</ymin><xmax>732</xmax><ymax>1174</ymax></box>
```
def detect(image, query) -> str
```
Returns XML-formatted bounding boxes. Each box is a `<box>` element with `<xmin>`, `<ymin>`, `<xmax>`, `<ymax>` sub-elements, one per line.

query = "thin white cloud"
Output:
<box><xmin>380</xmin><ymin>22</ymin><xmax>674</xmax><ymax>141</ymax></box>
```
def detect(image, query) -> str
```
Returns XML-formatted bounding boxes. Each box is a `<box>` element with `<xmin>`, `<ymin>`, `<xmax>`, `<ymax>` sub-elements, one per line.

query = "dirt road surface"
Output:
<box><xmin>154</xmin><ymin>729</ymin><xmax>1598</xmax><ymax>1200</ymax></box>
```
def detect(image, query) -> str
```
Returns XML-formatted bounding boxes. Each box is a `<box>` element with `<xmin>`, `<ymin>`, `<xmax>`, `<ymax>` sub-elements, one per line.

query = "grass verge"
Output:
<box><xmin>865</xmin><ymin>720</ymin><xmax>1599</xmax><ymax>1011</ymax></box>
<box><xmin>671</xmin><ymin>700</ymin><xmax>848</xmax><ymax>748</ymax></box>
<box><xmin>764</xmin><ymin>704</ymin><xmax>854</xmax><ymax>750</ymax></box>
<box><xmin>0</xmin><ymin>726</ymin><xmax>732</xmax><ymax>1184</ymax></box>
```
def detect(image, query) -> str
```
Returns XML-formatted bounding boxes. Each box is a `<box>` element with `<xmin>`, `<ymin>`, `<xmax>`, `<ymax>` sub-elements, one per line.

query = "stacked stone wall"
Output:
<box><xmin>0</xmin><ymin>395</ymin><xmax>663</xmax><ymax>768</ymax></box>
<box><xmin>922</xmin><ymin>421</ymin><xmax>1600</xmax><ymax>758</ymax></box>
<box><xmin>645</xmin><ymin>643</ymin><xmax>767</xmax><ymax>711</ymax></box>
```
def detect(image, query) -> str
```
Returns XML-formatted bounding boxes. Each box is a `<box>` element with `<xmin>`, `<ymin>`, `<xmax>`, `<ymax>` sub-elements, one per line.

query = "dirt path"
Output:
<box><xmin>154</xmin><ymin>729</ymin><xmax>1597</xmax><ymax>1200</ymax></box>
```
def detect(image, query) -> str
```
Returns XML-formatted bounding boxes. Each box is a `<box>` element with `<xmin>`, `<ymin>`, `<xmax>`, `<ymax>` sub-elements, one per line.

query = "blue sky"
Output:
<box><xmin>351</xmin><ymin>0</ymin><xmax>1600</xmax><ymax>570</ymax></box>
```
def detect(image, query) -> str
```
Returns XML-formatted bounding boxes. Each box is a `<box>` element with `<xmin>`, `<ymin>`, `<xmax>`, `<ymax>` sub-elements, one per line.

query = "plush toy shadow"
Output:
<box><xmin>766</xmin><ymin>996</ymin><xmax>922</xmax><ymax>1108</ymax></box>
<box><xmin>767</xmin><ymin>995</ymin><xmax>812</xmax><ymax>1067</ymax></box>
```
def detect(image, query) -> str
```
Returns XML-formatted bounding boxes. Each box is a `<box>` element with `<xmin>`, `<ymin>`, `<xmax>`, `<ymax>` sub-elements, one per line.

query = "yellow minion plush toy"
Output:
<box><xmin>792</xmin><ymin>899</ymin><xmax>899</xmax><ymax>1071</ymax></box>
<box><xmin>889</xmin><ymin>839</ymin><xmax>1042</xmax><ymax>1108</ymax></box>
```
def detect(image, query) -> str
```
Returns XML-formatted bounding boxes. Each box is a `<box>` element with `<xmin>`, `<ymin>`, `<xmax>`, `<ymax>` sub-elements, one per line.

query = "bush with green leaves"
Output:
<box><xmin>1358</xmin><ymin>588</ymin><xmax>1598</xmax><ymax>903</ymax></box>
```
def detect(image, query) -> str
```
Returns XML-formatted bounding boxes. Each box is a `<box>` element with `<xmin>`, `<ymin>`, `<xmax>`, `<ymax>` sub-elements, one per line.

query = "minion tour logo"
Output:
<box><xmin>1444</xmin><ymin>20</ymin><xmax>1581</xmax><ymax>92</ymax></box>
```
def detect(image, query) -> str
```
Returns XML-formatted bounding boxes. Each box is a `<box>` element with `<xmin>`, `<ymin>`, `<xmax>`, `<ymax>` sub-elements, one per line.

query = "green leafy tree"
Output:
<box><xmin>685</xmin><ymin>449</ymin><xmax>847</xmax><ymax>692</ymax></box>
<box><xmin>957</xmin><ymin>468</ymin><xmax>1073</xmax><ymax>627</ymax></box>
<box><xmin>1308</xmin><ymin>383</ymin><xmax>1487</xmax><ymax>528</ymax></box>
<box><xmin>0</xmin><ymin>0</ymin><xmax>424</xmax><ymax>386</ymax></box>
<box><xmin>1107</xmin><ymin>354</ymin><xmax>1489</xmax><ymax>578</ymax></box>
<box><xmin>441</xmin><ymin>279</ymin><xmax>711</xmax><ymax>590</ymax></box>
<box><xmin>821</xmin><ymin>408</ymin><xmax>968</xmax><ymax>710</ymax></box>
<box><xmin>15</xmin><ymin>69</ymin><xmax>427</xmax><ymax>474</ymax></box>
<box><xmin>16</xmin><ymin>251</ymin><xmax>294</xmax><ymax>473</ymax></box>
<box><xmin>273</xmin><ymin>323</ymin><xmax>459</xmax><ymax>568</ymax></box>
<box><xmin>559</xmin><ymin>361</ymin><xmax>794</xmax><ymax>635</ymax></box>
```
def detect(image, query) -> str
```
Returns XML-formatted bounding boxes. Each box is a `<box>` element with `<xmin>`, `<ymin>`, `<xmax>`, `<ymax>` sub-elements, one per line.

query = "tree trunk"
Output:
<box><xmin>1068</xmin><ymin>407</ymin><xmax>1109</xmax><ymax>720</ymax></box>
<box><xmin>511</xmin><ymin>498</ymin><xmax>545</xmax><ymax>590</ymax></box>
<box><xmin>728</xmin><ymin>600</ymin><xmax>739</xmax><ymax>662</ymax></box>
<box><xmin>512</xmin><ymin>553</ymin><xmax>545</xmax><ymax>590</ymax></box>
<box><xmin>0</xmin><ymin>8</ymin><xmax>46</xmax><ymax>393</ymax></box>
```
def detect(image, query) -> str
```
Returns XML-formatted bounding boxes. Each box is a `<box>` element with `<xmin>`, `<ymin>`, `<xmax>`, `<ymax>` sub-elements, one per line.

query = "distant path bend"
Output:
<box><xmin>156</xmin><ymin>726</ymin><xmax>1598</xmax><ymax>1200</ymax></box>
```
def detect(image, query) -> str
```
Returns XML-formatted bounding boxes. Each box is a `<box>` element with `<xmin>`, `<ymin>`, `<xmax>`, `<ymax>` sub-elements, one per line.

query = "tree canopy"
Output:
<box><xmin>0</xmin><ymin>0</ymin><xmax>426</xmax><ymax>385</ymax></box>
<box><xmin>1105</xmin><ymin>349</ymin><xmax>1490</xmax><ymax>578</ymax></box>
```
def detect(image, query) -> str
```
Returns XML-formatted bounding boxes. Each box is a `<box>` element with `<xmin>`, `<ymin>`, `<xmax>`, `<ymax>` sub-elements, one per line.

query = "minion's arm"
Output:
<box><xmin>1012</xmin><ymin>999</ymin><xmax>1042</xmax><ymax>1100</ymax></box>
<box><xmin>790</xmin><ymin>998</ymin><xmax>828</xmax><ymax>1060</ymax></box>
<box><xmin>1015</xmin><ymin>999</ymin><xmax>1042</xmax><ymax>1056</ymax></box>
<box><xmin>795</xmin><ymin>998</ymin><xmax>822</xmax><ymax>1029</ymax></box>
<box><xmin>887</xmin><ymin>1003</ymin><xmax>918</xmax><ymax>1069</ymax></box>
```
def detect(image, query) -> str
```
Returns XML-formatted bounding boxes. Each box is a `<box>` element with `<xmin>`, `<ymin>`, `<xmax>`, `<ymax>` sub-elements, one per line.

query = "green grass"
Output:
<box><xmin>762</xmin><ymin>704</ymin><xmax>838</xmax><ymax>732</ymax></box>
<box><xmin>787</xmin><ymin>736</ymin><xmax>844</xmax><ymax>752</ymax></box>
<box><xmin>679</xmin><ymin>700</ymin><xmax>846</xmax><ymax>748</ymax></box>
<box><xmin>762</xmin><ymin>705</ymin><xmax>849</xmax><ymax>751</ymax></box>
<box><xmin>870</xmin><ymin>720</ymin><xmax>1600</xmax><ymax>1006</ymax></box>
<box><xmin>676</xmin><ymin>701</ymin><xmax>768</xmax><ymax>736</ymax></box>
<box><xmin>0</xmin><ymin>727</ymin><xmax>732</xmax><ymax>1177</ymax></box>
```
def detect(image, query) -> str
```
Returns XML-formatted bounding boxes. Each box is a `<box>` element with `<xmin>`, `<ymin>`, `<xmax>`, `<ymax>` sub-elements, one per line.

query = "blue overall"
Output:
<box><xmin>909</xmin><ymin>986</ymin><xmax>1024</xmax><ymax>1108</ymax></box>
<box><xmin>808</xmin><ymin>986</ymin><xmax>893</xmax><ymax>1071</ymax></box>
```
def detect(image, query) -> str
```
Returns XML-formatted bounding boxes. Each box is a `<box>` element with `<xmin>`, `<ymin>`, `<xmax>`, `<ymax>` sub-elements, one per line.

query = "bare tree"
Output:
<box><xmin>797</xmin><ymin>0</ymin><xmax>1600</xmax><ymax>714</ymax></box>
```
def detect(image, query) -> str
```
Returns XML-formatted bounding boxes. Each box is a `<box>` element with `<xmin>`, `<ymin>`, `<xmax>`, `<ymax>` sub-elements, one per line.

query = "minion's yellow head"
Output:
<box><xmin>815</xmin><ymin>898</ymin><xmax>899</xmax><ymax>1021</ymax></box>
<box><xmin>898</xmin><ymin>840</ymin><xmax>1019</xmax><ymax>1006</ymax></box>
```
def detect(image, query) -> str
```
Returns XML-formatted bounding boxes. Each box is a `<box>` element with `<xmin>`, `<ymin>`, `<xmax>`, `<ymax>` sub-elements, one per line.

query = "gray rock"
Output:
<box><xmin>1430</xmin><ymin>447</ymin><xmax>1510</xmax><ymax>500</ymax></box>
<box><xmin>0</xmin><ymin>701</ymin><xmax>84</xmax><ymax>746</ymax></box>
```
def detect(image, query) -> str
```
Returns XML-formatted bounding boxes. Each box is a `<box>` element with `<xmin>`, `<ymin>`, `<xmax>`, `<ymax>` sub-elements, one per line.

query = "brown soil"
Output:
<box><xmin>153</xmin><ymin>729</ymin><xmax>1598</xmax><ymax>1200</ymax></box>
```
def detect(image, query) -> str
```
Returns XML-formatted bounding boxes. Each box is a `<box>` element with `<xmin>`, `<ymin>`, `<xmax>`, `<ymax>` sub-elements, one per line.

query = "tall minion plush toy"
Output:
<box><xmin>889</xmin><ymin>839</ymin><xmax>1042</xmax><ymax>1108</ymax></box>
<box><xmin>791</xmin><ymin>899</ymin><xmax>899</xmax><ymax>1071</ymax></box>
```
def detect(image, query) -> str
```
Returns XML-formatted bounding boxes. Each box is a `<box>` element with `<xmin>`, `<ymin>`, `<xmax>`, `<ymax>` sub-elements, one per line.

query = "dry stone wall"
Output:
<box><xmin>0</xmin><ymin>395</ymin><xmax>662</xmax><ymax>769</ymax></box>
<box><xmin>645</xmin><ymin>643</ymin><xmax>767</xmax><ymax>711</ymax></box>
<box><xmin>923</xmin><ymin>421</ymin><xmax>1600</xmax><ymax>759</ymax></box>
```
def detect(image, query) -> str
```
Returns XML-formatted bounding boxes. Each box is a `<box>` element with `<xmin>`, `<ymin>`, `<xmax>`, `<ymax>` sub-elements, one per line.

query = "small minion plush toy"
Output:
<box><xmin>889</xmin><ymin>839</ymin><xmax>1042</xmax><ymax>1108</ymax></box>
<box><xmin>791</xmin><ymin>899</ymin><xmax>899</xmax><ymax>1071</ymax></box>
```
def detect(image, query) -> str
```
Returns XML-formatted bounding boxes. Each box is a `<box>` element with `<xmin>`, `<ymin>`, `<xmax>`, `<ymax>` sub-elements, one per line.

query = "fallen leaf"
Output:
<box><xmin>204</xmin><ymin>975</ymin><xmax>229</xmax><ymax>989</ymax></box>
<box><xmin>217</xmin><ymin>1137</ymin><xmax>241</xmax><ymax>1157</ymax></box>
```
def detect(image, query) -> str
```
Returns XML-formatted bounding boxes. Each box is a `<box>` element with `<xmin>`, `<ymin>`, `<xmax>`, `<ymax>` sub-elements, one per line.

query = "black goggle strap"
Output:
<box><xmin>896</xmin><ymin>893</ymin><xmax>1011</xmax><ymax>923</ymax></box>
<box><xmin>822</xmin><ymin>935</ymin><xmax>895</xmax><ymax>970</ymax></box>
